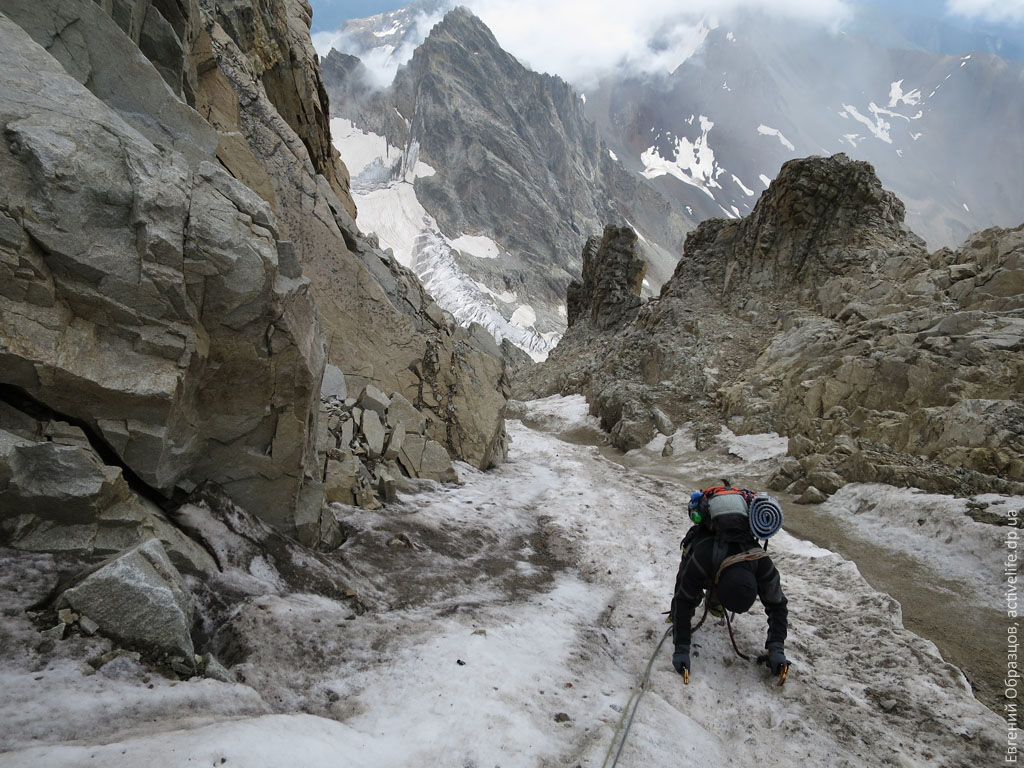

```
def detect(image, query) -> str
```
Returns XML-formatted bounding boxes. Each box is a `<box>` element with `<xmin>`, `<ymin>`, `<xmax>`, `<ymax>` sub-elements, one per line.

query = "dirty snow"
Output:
<box><xmin>0</xmin><ymin>395</ymin><xmax>1006</xmax><ymax>767</ymax></box>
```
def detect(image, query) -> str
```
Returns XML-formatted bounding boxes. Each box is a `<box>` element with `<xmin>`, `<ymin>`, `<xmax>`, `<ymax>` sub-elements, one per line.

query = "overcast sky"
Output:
<box><xmin>309</xmin><ymin>0</ymin><xmax>1024</xmax><ymax>86</ymax></box>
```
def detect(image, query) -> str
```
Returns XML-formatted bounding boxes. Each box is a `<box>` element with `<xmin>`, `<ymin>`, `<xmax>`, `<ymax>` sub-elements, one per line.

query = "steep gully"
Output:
<box><xmin>544</xmin><ymin>417</ymin><xmax>1007</xmax><ymax>716</ymax></box>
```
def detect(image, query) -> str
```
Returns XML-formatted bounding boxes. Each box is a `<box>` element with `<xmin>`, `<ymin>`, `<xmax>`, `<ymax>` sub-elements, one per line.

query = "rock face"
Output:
<box><xmin>0</xmin><ymin>10</ymin><xmax>324</xmax><ymax>532</ymax></box>
<box><xmin>521</xmin><ymin>154</ymin><xmax>1024</xmax><ymax>497</ymax></box>
<box><xmin>0</xmin><ymin>402</ymin><xmax>215</xmax><ymax>574</ymax></box>
<box><xmin>1</xmin><ymin>0</ymin><xmax>510</xmax><ymax>550</ymax></box>
<box><xmin>567</xmin><ymin>227</ymin><xmax>647</xmax><ymax>330</ymax></box>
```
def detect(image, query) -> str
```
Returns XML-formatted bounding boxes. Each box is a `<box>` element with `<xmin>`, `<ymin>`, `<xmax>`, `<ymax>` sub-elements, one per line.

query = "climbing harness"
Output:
<box><xmin>600</xmin><ymin>626</ymin><xmax>673</xmax><ymax>768</ymax></box>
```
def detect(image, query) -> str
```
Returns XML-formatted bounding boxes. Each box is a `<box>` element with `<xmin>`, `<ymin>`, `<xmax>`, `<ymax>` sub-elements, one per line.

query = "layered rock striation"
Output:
<box><xmin>0</xmin><ymin>8</ymin><xmax>324</xmax><ymax>532</ymax></box>
<box><xmin>520</xmin><ymin>154</ymin><xmax>1024</xmax><ymax>497</ymax></box>
<box><xmin>1</xmin><ymin>0</ymin><xmax>510</xmax><ymax>554</ymax></box>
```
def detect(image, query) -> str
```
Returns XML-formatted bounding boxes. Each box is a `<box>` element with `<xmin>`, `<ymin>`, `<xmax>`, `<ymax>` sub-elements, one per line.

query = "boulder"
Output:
<box><xmin>397</xmin><ymin>433</ymin><xmax>457</xmax><ymax>482</ymax></box>
<box><xmin>324</xmin><ymin>453</ymin><xmax>359</xmax><ymax>506</ymax></box>
<box><xmin>653</xmin><ymin>408</ymin><xmax>674</xmax><ymax>437</ymax></box>
<box><xmin>362</xmin><ymin>410</ymin><xmax>386</xmax><ymax>459</ymax></box>
<box><xmin>384</xmin><ymin>422</ymin><xmax>406</xmax><ymax>461</ymax></box>
<box><xmin>358</xmin><ymin>385</ymin><xmax>391</xmax><ymax>418</ymax></box>
<box><xmin>420</xmin><ymin>439</ymin><xmax>460</xmax><ymax>483</ymax></box>
<box><xmin>386</xmin><ymin>391</ymin><xmax>426</xmax><ymax>434</ymax></box>
<box><xmin>322</xmin><ymin>364</ymin><xmax>347</xmax><ymax>399</ymax></box>
<box><xmin>58</xmin><ymin>539</ymin><xmax>195</xmax><ymax>660</ymax></box>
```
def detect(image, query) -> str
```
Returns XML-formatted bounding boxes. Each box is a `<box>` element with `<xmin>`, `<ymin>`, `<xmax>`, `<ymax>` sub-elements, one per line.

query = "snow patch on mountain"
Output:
<box><xmin>757</xmin><ymin>123</ymin><xmax>795</xmax><ymax>151</ymax></box>
<box><xmin>887</xmin><ymin>79</ymin><xmax>921</xmax><ymax>107</ymax></box>
<box><xmin>451</xmin><ymin>233</ymin><xmax>501</xmax><ymax>259</ymax></box>
<box><xmin>329</xmin><ymin>118</ymin><xmax>392</xmax><ymax>175</ymax></box>
<box><xmin>332</xmin><ymin>124</ymin><xmax>555</xmax><ymax>361</ymax></box>
<box><xmin>840</xmin><ymin>103</ymin><xmax>894</xmax><ymax>143</ymax></box>
<box><xmin>640</xmin><ymin>116</ymin><xmax>721</xmax><ymax>200</ymax></box>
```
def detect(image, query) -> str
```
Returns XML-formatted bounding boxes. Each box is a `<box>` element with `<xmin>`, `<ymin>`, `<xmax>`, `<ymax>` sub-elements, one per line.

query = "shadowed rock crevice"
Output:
<box><xmin>0</xmin><ymin>383</ymin><xmax>175</xmax><ymax>512</ymax></box>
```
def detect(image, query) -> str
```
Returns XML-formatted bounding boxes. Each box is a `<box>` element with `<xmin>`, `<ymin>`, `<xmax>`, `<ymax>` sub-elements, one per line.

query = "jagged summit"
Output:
<box><xmin>324</xmin><ymin>5</ymin><xmax>686</xmax><ymax>361</ymax></box>
<box><xmin>665</xmin><ymin>153</ymin><xmax>923</xmax><ymax>299</ymax></box>
<box><xmin>567</xmin><ymin>226</ymin><xmax>646</xmax><ymax>331</ymax></box>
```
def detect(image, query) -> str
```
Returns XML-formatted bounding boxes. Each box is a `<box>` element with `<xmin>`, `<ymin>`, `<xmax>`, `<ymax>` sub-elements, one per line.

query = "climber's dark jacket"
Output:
<box><xmin>670</xmin><ymin>525</ymin><xmax>788</xmax><ymax>649</ymax></box>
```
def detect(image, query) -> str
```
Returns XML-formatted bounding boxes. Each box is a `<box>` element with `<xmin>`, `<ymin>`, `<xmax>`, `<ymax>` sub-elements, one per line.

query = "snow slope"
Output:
<box><xmin>0</xmin><ymin>396</ymin><xmax>1006</xmax><ymax>767</ymax></box>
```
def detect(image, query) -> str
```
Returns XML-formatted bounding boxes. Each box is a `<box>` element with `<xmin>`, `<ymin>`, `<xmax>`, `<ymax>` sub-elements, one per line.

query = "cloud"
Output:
<box><xmin>313</xmin><ymin>8</ymin><xmax>448</xmax><ymax>87</ymax></box>
<box><xmin>944</xmin><ymin>0</ymin><xmax>1024</xmax><ymax>25</ymax></box>
<box><xmin>464</xmin><ymin>0</ymin><xmax>854</xmax><ymax>86</ymax></box>
<box><xmin>311</xmin><ymin>0</ymin><xmax>854</xmax><ymax>88</ymax></box>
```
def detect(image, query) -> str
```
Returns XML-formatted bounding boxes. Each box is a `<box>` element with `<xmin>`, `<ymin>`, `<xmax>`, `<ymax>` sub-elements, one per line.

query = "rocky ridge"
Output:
<box><xmin>518</xmin><ymin>153</ymin><xmax>1024</xmax><ymax>499</ymax></box>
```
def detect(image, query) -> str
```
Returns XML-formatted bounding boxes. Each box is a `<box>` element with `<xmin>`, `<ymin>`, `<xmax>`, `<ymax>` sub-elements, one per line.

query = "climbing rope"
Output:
<box><xmin>723</xmin><ymin>609</ymin><xmax>751</xmax><ymax>661</ymax></box>
<box><xmin>600</xmin><ymin>626</ymin><xmax>673</xmax><ymax>768</ymax></box>
<box><xmin>603</xmin><ymin>545</ymin><xmax>777</xmax><ymax>762</ymax></box>
<box><xmin>714</xmin><ymin>547</ymin><xmax>769</xmax><ymax>582</ymax></box>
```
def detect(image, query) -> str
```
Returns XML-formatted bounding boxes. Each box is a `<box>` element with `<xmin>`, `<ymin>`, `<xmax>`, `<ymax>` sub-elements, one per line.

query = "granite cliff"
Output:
<box><xmin>323</xmin><ymin>8</ymin><xmax>689</xmax><ymax>356</ymax></box>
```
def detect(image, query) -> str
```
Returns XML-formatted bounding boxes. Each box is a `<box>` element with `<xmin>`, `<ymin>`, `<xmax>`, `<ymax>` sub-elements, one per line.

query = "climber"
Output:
<box><xmin>669</xmin><ymin>483</ymin><xmax>789</xmax><ymax>681</ymax></box>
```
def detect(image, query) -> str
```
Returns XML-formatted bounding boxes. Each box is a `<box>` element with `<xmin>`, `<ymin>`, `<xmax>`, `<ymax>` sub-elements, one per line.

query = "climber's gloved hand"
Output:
<box><xmin>765</xmin><ymin>642</ymin><xmax>789</xmax><ymax>675</ymax></box>
<box><xmin>672</xmin><ymin>644</ymin><xmax>690</xmax><ymax>675</ymax></box>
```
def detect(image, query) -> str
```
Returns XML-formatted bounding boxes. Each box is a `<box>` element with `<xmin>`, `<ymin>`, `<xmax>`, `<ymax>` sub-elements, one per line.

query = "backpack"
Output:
<box><xmin>687</xmin><ymin>481</ymin><xmax>784</xmax><ymax>548</ymax></box>
<box><xmin>691</xmin><ymin>483</ymin><xmax>753</xmax><ymax>537</ymax></box>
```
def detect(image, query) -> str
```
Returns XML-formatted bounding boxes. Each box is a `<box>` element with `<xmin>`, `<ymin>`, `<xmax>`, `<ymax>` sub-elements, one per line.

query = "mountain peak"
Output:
<box><xmin>670</xmin><ymin>152</ymin><xmax>921</xmax><ymax>295</ymax></box>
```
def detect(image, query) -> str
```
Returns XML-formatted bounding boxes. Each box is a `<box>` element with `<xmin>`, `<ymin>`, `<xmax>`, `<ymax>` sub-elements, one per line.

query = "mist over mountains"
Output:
<box><xmin>318</xmin><ymin>1</ymin><xmax>1022</xmax><ymax>362</ymax></box>
<box><xmin>589</xmin><ymin>11</ymin><xmax>1024</xmax><ymax>249</ymax></box>
<box><xmin>327</xmin><ymin>3</ymin><xmax>1022</xmax><ymax>243</ymax></box>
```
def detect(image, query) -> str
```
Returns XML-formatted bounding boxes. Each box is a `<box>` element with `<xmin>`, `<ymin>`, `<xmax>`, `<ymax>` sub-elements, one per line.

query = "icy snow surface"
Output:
<box><xmin>328</xmin><ymin>118</ymin><xmax>391</xmax><ymax>176</ymax></box>
<box><xmin>0</xmin><ymin>396</ymin><xmax>1006</xmax><ymax>767</ymax></box>
<box><xmin>451</xmin><ymin>233</ymin><xmax>501</xmax><ymax>260</ymax></box>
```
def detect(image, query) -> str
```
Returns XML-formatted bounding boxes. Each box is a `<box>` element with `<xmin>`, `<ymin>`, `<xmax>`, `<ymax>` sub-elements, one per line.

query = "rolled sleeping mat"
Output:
<box><xmin>749</xmin><ymin>494</ymin><xmax>784</xmax><ymax>539</ymax></box>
